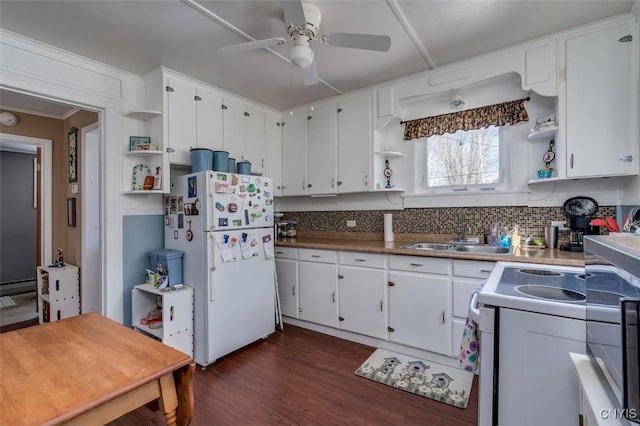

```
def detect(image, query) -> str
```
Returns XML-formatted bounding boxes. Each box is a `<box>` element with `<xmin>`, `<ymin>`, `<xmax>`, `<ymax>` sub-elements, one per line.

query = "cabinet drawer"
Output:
<box><xmin>339</xmin><ymin>251</ymin><xmax>387</xmax><ymax>269</ymax></box>
<box><xmin>298</xmin><ymin>248</ymin><xmax>337</xmax><ymax>264</ymax></box>
<box><xmin>389</xmin><ymin>255</ymin><xmax>450</xmax><ymax>275</ymax></box>
<box><xmin>274</xmin><ymin>246</ymin><xmax>298</xmax><ymax>260</ymax></box>
<box><xmin>453</xmin><ymin>260</ymin><xmax>494</xmax><ymax>279</ymax></box>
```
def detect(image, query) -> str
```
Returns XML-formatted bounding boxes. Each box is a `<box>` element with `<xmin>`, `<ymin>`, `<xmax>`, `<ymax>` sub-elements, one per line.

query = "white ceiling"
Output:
<box><xmin>0</xmin><ymin>0</ymin><xmax>636</xmax><ymax>113</ymax></box>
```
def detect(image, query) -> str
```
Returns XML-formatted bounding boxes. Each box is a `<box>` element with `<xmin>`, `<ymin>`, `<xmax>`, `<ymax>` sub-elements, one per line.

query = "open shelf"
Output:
<box><xmin>124</xmin><ymin>110</ymin><xmax>162</xmax><ymax>121</ymax></box>
<box><xmin>374</xmin><ymin>150</ymin><xmax>404</xmax><ymax>158</ymax></box>
<box><xmin>528</xmin><ymin>126</ymin><xmax>558</xmax><ymax>141</ymax></box>
<box><xmin>528</xmin><ymin>176</ymin><xmax>563</xmax><ymax>184</ymax></box>
<box><xmin>122</xmin><ymin>190</ymin><xmax>164</xmax><ymax>195</ymax></box>
<box><xmin>124</xmin><ymin>150</ymin><xmax>163</xmax><ymax>157</ymax></box>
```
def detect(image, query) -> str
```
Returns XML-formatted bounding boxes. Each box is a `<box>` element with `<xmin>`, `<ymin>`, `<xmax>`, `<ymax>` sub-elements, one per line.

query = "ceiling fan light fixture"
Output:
<box><xmin>290</xmin><ymin>44</ymin><xmax>314</xmax><ymax>68</ymax></box>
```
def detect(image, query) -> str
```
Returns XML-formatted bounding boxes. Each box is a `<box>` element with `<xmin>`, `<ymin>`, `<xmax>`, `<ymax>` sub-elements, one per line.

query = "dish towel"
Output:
<box><xmin>458</xmin><ymin>315</ymin><xmax>479</xmax><ymax>373</ymax></box>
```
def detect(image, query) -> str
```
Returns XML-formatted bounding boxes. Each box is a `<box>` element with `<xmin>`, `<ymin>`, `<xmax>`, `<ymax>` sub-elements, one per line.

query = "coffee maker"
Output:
<box><xmin>560</xmin><ymin>196</ymin><xmax>600</xmax><ymax>252</ymax></box>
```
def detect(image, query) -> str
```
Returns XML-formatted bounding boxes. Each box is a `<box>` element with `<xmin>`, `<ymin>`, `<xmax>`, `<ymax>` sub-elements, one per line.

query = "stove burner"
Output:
<box><xmin>518</xmin><ymin>269</ymin><xmax>564</xmax><ymax>277</ymax></box>
<box><xmin>515</xmin><ymin>285</ymin><xmax>585</xmax><ymax>302</ymax></box>
<box><xmin>586</xmin><ymin>290</ymin><xmax>624</xmax><ymax>306</ymax></box>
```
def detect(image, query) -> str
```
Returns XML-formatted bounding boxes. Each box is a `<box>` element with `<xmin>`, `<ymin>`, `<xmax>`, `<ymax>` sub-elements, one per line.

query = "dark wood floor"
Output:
<box><xmin>109</xmin><ymin>325</ymin><xmax>478</xmax><ymax>426</ymax></box>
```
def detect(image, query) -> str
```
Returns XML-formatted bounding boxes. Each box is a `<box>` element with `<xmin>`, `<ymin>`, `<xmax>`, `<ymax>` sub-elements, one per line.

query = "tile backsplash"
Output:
<box><xmin>282</xmin><ymin>206</ymin><xmax>616</xmax><ymax>239</ymax></box>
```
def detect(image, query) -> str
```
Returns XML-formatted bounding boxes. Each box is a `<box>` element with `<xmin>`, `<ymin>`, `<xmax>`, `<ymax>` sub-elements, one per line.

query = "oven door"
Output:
<box><xmin>622</xmin><ymin>298</ymin><xmax>640</xmax><ymax>423</ymax></box>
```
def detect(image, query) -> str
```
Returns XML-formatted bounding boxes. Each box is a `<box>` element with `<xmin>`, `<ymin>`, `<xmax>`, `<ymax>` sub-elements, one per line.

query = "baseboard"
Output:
<box><xmin>282</xmin><ymin>317</ymin><xmax>459</xmax><ymax>369</ymax></box>
<box><xmin>0</xmin><ymin>280</ymin><xmax>36</xmax><ymax>296</ymax></box>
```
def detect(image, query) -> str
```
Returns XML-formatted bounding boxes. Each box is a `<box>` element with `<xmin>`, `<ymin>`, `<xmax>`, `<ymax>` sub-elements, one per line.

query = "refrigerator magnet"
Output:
<box><xmin>185</xmin><ymin>219</ymin><xmax>193</xmax><ymax>241</ymax></box>
<box><xmin>173</xmin><ymin>230</ymin><xmax>178</xmax><ymax>239</ymax></box>
<box><xmin>228</xmin><ymin>203</ymin><xmax>238</xmax><ymax>212</ymax></box>
<box><xmin>218</xmin><ymin>218</ymin><xmax>228</xmax><ymax>227</ymax></box>
<box><xmin>215</xmin><ymin>182</ymin><xmax>229</xmax><ymax>193</ymax></box>
<box><xmin>232</xmin><ymin>219</ymin><xmax>242</xmax><ymax>227</ymax></box>
<box><xmin>178</xmin><ymin>214</ymin><xmax>184</xmax><ymax>229</ymax></box>
<box><xmin>215</xmin><ymin>202</ymin><xmax>225</xmax><ymax>212</ymax></box>
<box><xmin>255</xmin><ymin>177</ymin><xmax>262</xmax><ymax>186</ymax></box>
<box><xmin>188</xmin><ymin>177</ymin><xmax>197</xmax><ymax>197</ymax></box>
<box><xmin>231</xmin><ymin>175</ymin><xmax>238</xmax><ymax>186</ymax></box>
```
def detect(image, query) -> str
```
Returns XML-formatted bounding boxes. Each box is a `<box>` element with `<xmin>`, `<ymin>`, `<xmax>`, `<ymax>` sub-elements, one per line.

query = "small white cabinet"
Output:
<box><xmin>275</xmin><ymin>247</ymin><xmax>299</xmax><ymax>318</ymax></box>
<box><xmin>388</xmin><ymin>255</ymin><xmax>451</xmax><ymax>355</ymax></box>
<box><xmin>165</xmin><ymin>75</ymin><xmax>197</xmax><ymax>165</ymax></box>
<box><xmin>298</xmin><ymin>249</ymin><xmax>338</xmax><ymax>327</ymax></box>
<box><xmin>281</xmin><ymin>106</ymin><xmax>309</xmax><ymax>196</ymax></box>
<box><xmin>565</xmin><ymin>19</ymin><xmax>637</xmax><ymax>178</ymax></box>
<box><xmin>337</xmin><ymin>92</ymin><xmax>372</xmax><ymax>193</ymax></box>
<box><xmin>36</xmin><ymin>264</ymin><xmax>80</xmax><ymax>323</ymax></box>
<box><xmin>131</xmin><ymin>284</ymin><xmax>194</xmax><ymax>357</ymax></box>
<box><xmin>307</xmin><ymin>101</ymin><xmax>338</xmax><ymax>195</ymax></box>
<box><xmin>265</xmin><ymin>111</ymin><xmax>283</xmax><ymax>195</ymax></box>
<box><xmin>338</xmin><ymin>252</ymin><xmax>387</xmax><ymax>339</ymax></box>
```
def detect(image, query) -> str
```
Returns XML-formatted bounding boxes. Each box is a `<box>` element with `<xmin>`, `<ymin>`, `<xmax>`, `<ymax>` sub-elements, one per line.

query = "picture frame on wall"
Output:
<box><xmin>67</xmin><ymin>197</ymin><xmax>76</xmax><ymax>227</ymax></box>
<box><xmin>129</xmin><ymin>136</ymin><xmax>152</xmax><ymax>151</ymax></box>
<box><xmin>68</xmin><ymin>127</ymin><xmax>78</xmax><ymax>183</ymax></box>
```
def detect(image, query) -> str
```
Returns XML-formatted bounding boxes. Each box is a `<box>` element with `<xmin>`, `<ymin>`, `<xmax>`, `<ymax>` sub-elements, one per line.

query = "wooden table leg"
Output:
<box><xmin>158</xmin><ymin>373</ymin><xmax>179</xmax><ymax>426</ymax></box>
<box><xmin>174</xmin><ymin>360</ymin><xmax>195</xmax><ymax>426</ymax></box>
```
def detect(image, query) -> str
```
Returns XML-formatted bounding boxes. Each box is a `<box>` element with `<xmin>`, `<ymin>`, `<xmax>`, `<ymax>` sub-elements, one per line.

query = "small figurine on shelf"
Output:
<box><xmin>49</xmin><ymin>248</ymin><xmax>65</xmax><ymax>268</ymax></box>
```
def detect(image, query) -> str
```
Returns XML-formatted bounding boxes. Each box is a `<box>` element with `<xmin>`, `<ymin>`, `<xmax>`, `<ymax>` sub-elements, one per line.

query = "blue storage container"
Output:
<box><xmin>190</xmin><ymin>148</ymin><xmax>213</xmax><ymax>172</ymax></box>
<box><xmin>148</xmin><ymin>249</ymin><xmax>184</xmax><ymax>286</ymax></box>
<box><xmin>237</xmin><ymin>161</ymin><xmax>251</xmax><ymax>175</ymax></box>
<box><xmin>212</xmin><ymin>150</ymin><xmax>229</xmax><ymax>172</ymax></box>
<box><xmin>228</xmin><ymin>157</ymin><xmax>236</xmax><ymax>173</ymax></box>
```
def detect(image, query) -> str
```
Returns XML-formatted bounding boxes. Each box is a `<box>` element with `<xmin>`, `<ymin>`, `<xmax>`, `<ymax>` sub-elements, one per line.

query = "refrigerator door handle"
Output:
<box><xmin>210</xmin><ymin>267</ymin><xmax>216</xmax><ymax>302</ymax></box>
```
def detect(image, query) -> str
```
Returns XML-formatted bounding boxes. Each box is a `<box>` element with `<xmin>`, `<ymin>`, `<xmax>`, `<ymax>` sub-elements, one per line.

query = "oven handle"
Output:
<box><xmin>469</xmin><ymin>290</ymin><xmax>481</xmax><ymax>323</ymax></box>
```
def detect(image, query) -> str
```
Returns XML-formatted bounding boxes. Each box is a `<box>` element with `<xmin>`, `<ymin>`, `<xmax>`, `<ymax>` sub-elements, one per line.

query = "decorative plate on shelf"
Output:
<box><xmin>131</xmin><ymin>164</ymin><xmax>151</xmax><ymax>191</ymax></box>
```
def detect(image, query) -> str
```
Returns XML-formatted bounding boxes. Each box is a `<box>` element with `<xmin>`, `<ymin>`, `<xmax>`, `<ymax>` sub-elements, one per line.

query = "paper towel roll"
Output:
<box><xmin>384</xmin><ymin>213</ymin><xmax>394</xmax><ymax>242</ymax></box>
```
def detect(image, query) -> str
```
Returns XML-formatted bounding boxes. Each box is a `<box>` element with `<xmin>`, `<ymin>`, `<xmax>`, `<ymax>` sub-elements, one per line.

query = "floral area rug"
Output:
<box><xmin>354</xmin><ymin>348</ymin><xmax>474</xmax><ymax>409</ymax></box>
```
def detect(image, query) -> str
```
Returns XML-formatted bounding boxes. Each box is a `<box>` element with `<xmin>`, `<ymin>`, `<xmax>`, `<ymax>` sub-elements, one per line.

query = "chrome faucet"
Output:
<box><xmin>457</xmin><ymin>227</ymin><xmax>470</xmax><ymax>242</ymax></box>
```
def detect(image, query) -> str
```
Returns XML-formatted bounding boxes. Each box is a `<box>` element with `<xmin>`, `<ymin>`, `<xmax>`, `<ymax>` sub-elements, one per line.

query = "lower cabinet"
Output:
<box><xmin>338</xmin><ymin>252</ymin><xmax>387</xmax><ymax>339</ymax></box>
<box><xmin>275</xmin><ymin>247</ymin><xmax>299</xmax><ymax>318</ymax></box>
<box><xmin>298</xmin><ymin>249</ymin><xmax>338</xmax><ymax>328</ymax></box>
<box><xmin>388</xmin><ymin>270</ymin><xmax>451</xmax><ymax>355</ymax></box>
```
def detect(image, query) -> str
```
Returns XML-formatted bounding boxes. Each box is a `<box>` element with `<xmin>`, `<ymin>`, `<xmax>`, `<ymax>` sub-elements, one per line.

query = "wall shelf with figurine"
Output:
<box><xmin>124</xmin><ymin>109</ymin><xmax>162</xmax><ymax>121</ymax></box>
<box><xmin>527</xmin><ymin>125</ymin><xmax>558</xmax><ymax>141</ymax></box>
<box><xmin>374</xmin><ymin>150</ymin><xmax>404</xmax><ymax>158</ymax></box>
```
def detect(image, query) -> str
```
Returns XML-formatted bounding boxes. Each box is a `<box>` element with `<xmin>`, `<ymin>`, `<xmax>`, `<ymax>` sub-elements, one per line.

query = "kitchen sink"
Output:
<box><xmin>453</xmin><ymin>245</ymin><xmax>510</xmax><ymax>254</ymax></box>
<box><xmin>400</xmin><ymin>242</ymin><xmax>455</xmax><ymax>251</ymax></box>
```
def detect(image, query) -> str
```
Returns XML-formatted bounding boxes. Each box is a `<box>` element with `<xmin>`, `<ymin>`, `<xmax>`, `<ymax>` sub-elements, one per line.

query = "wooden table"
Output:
<box><xmin>0</xmin><ymin>312</ymin><xmax>194</xmax><ymax>425</ymax></box>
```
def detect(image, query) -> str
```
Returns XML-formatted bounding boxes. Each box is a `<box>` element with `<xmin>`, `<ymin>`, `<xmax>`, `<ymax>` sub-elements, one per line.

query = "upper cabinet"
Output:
<box><xmin>307</xmin><ymin>101</ymin><xmax>338</xmax><ymax>195</ymax></box>
<box><xmin>265</xmin><ymin>111</ymin><xmax>283</xmax><ymax>196</ymax></box>
<box><xmin>195</xmin><ymin>85</ymin><xmax>224</xmax><ymax>152</ymax></box>
<box><xmin>337</xmin><ymin>93</ymin><xmax>372</xmax><ymax>193</ymax></box>
<box><xmin>564</xmin><ymin>19</ymin><xmax>637</xmax><ymax>178</ymax></box>
<box><xmin>281</xmin><ymin>106</ymin><xmax>309</xmax><ymax>196</ymax></box>
<box><xmin>165</xmin><ymin>75</ymin><xmax>197</xmax><ymax>166</ymax></box>
<box><xmin>223</xmin><ymin>97</ymin><xmax>267</xmax><ymax>175</ymax></box>
<box><xmin>222</xmin><ymin>96</ymin><xmax>245</xmax><ymax>163</ymax></box>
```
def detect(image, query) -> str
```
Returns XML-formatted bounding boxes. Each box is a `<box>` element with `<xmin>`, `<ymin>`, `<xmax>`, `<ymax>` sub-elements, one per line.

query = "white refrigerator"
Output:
<box><xmin>165</xmin><ymin>170</ymin><xmax>275</xmax><ymax>367</ymax></box>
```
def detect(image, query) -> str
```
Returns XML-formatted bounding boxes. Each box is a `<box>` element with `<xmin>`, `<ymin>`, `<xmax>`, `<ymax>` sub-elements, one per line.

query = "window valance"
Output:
<box><xmin>402</xmin><ymin>98</ymin><xmax>529</xmax><ymax>141</ymax></box>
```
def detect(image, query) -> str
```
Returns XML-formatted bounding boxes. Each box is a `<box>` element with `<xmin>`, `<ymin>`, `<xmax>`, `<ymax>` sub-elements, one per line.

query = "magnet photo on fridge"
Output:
<box><xmin>188</xmin><ymin>176</ymin><xmax>197</xmax><ymax>198</ymax></box>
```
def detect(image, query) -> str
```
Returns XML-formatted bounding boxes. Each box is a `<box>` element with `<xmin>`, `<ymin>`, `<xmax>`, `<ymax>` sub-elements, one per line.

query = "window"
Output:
<box><xmin>421</xmin><ymin>126</ymin><xmax>502</xmax><ymax>190</ymax></box>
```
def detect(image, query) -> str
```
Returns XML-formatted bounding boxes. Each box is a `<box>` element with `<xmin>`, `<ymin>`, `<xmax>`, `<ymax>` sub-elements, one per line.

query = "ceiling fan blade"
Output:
<box><xmin>218</xmin><ymin>38</ymin><xmax>286</xmax><ymax>55</ymax></box>
<box><xmin>300</xmin><ymin>60</ymin><xmax>319</xmax><ymax>86</ymax></box>
<box><xmin>322</xmin><ymin>33</ymin><xmax>391</xmax><ymax>52</ymax></box>
<box><xmin>281</xmin><ymin>0</ymin><xmax>307</xmax><ymax>27</ymax></box>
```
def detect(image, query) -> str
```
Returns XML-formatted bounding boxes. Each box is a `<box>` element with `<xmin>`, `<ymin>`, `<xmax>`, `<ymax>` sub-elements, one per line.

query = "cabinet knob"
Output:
<box><xmin>337</xmin><ymin>108</ymin><xmax>343</xmax><ymax>113</ymax></box>
<box><xmin>166</xmin><ymin>147</ymin><xmax>175</xmax><ymax>153</ymax></box>
<box><xmin>619</xmin><ymin>155</ymin><xmax>634</xmax><ymax>162</ymax></box>
<box><xmin>387</xmin><ymin>326</ymin><xmax>395</xmax><ymax>332</ymax></box>
<box><xmin>221</xmin><ymin>104</ymin><xmax>228</xmax><ymax>110</ymax></box>
<box><xmin>307</xmin><ymin>183</ymin><xmax>313</xmax><ymax>188</ymax></box>
<box><xmin>618</xmin><ymin>35</ymin><xmax>633</xmax><ymax>43</ymax></box>
<box><xmin>194</xmin><ymin>95</ymin><xmax>202</xmax><ymax>101</ymax></box>
<box><xmin>339</xmin><ymin>316</ymin><xmax>344</xmax><ymax>321</ymax></box>
<box><xmin>570</xmin><ymin>153</ymin><xmax>574</xmax><ymax>169</ymax></box>
<box><xmin>388</xmin><ymin>281</ymin><xmax>395</xmax><ymax>287</ymax></box>
<box><xmin>165</xmin><ymin>86</ymin><xmax>174</xmax><ymax>92</ymax></box>
<box><xmin>337</xmin><ymin>181</ymin><xmax>343</xmax><ymax>186</ymax></box>
<box><xmin>338</xmin><ymin>274</ymin><xmax>344</xmax><ymax>279</ymax></box>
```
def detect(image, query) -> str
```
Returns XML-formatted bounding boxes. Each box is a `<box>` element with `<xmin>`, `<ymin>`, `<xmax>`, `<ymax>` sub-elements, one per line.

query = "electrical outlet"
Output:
<box><xmin>551</xmin><ymin>220</ymin><xmax>569</xmax><ymax>230</ymax></box>
<box><xmin>347</xmin><ymin>220</ymin><xmax>356</xmax><ymax>228</ymax></box>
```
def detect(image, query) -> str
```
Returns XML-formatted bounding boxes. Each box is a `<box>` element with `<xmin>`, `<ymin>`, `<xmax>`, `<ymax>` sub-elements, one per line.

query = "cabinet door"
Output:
<box><xmin>281</xmin><ymin>106</ymin><xmax>308</xmax><ymax>196</ymax></box>
<box><xmin>166</xmin><ymin>75</ymin><xmax>196</xmax><ymax>165</ymax></box>
<box><xmin>245</xmin><ymin>104</ymin><xmax>266</xmax><ymax>174</ymax></box>
<box><xmin>498</xmin><ymin>308</ymin><xmax>585</xmax><ymax>426</ymax></box>
<box><xmin>276</xmin><ymin>258</ymin><xmax>298</xmax><ymax>318</ymax></box>
<box><xmin>265</xmin><ymin>111</ymin><xmax>283</xmax><ymax>195</ymax></box>
<box><xmin>195</xmin><ymin>85</ymin><xmax>223</xmax><ymax>151</ymax></box>
<box><xmin>388</xmin><ymin>271</ymin><xmax>450</xmax><ymax>355</ymax></box>
<box><xmin>566</xmin><ymin>22</ymin><xmax>637</xmax><ymax>177</ymax></box>
<box><xmin>338</xmin><ymin>266</ymin><xmax>386</xmax><ymax>339</ymax></box>
<box><xmin>338</xmin><ymin>93</ymin><xmax>371</xmax><ymax>193</ymax></box>
<box><xmin>298</xmin><ymin>261</ymin><xmax>338</xmax><ymax>327</ymax></box>
<box><xmin>307</xmin><ymin>101</ymin><xmax>337</xmax><ymax>194</ymax></box>
<box><xmin>222</xmin><ymin>96</ymin><xmax>246</xmax><ymax>162</ymax></box>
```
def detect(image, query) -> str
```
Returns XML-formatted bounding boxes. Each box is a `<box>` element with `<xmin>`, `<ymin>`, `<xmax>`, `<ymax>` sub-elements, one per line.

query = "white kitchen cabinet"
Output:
<box><xmin>165</xmin><ymin>75</ymin><xmax>197</xmax><ymax>166</ymax></box>
<box><xmin>498</xmin><ymin>308</ymin><xmax>586</xmax><ymax>426</ymax></box>
<box><xmin>281</xmin><ymin>105</ymin><xmax>308</xmax><ymax>196</ymax></box>
<box><xmin>451</xmin><ymin>260</ymin><xmax>494</xmax><ymax>355</ymax></box>
<box><xmin>275</xmin><ymin>247</ymin><xmax>298</xmax><ymax>318</ymax></box>
<box><xmin>338</xmin><ymin>252</ymin><xmax>387</xmax><ymax>339</ymax></box>
<box><xmin>337</xmin><ymin>92</ymin><xmax>372</xmax><ymax>193</ymax></box>
<box><xmin>388</xmin><ymin>255</ymin><xmax>451</xmax><ymax>355</ymax></box>
<box><xmin>222</xmin><ymin>96</ymin><xmax>246</xmax><ymax>163</ymax></box>
<box><xmin>132</xmin><ymin>284</ymin><xmax>193</xmax><ymax>357</ymax></box>
<box><xmin>307</xmin><ymin>101</ymin><xmax>338</xmax><ymax>195</ymax></box>
<box><xmin>565</xmin><ymin>20</ymin><xmax>637</xmax><ymax>178</ymax></box>
<box><xmin>298</xmin><ymin>249</ymin><xmax>338</xmax><ymax>327</ymax></box>
<box><xmin>195</xmin><ymin>85</ymin><xmax>224</xmax><ymax>152</ymax></box>
<box><xmin>265</xmin><ymin>111</ymin><xmax>283</xmax><ymax>195</ymax></box>
<box><xmin>36</xmin><ymin>264</ymin><xmax>80</xmax><ymax>324</ymax></box>
<box><xmin>244</xmin><ymin>104</ymin><xmax>266</xmax><ymax>175</ymax></box>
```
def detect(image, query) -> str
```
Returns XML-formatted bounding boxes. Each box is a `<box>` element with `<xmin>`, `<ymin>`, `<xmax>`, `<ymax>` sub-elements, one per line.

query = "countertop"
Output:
<box><xmin>275</xmin><ymin>232</ymin><xmax>586</xmax><ymax>267</ymax></box>
<box><xmin>585</xmin><ymin>233</ymin><xmax>640</xmax><ymax>277</ymax></box>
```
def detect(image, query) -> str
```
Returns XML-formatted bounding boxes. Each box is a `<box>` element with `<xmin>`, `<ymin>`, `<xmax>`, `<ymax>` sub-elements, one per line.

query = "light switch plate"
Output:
<box><xmin>71</xmin><ymin>184</ymin><xmax>79</xmax><ymax>194</ymax></box>
<box><xmin>347</xmin><ymin>220</ymin><xmax>356</xmax><ymax>228</ymax></box>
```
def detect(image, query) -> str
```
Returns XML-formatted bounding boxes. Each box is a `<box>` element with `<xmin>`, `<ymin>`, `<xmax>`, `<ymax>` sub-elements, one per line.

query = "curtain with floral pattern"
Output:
<box><xmin>403</xmin><ymin>99</ymin><xmax>529</xmax><ymax>141</ymax></box>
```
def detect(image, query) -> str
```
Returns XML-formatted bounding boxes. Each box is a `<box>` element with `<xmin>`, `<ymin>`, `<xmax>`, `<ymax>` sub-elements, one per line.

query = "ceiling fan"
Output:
<box><xmin>217</xmin><ymin>0</ymin><xmax>391</xmax><ymax>86</ymax></box>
